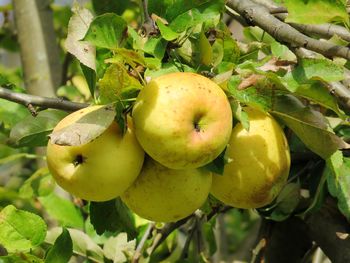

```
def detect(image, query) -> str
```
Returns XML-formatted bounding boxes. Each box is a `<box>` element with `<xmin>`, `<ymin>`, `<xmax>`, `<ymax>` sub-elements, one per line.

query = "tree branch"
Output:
<box><xmin>227</xmin><ymin>0</ymin><xmax>350</xmax><ymax>60</ymax></box>
<box><xmin>0</xmin><ymin>87</ymin><xmax>88</xmax><ymax>112</ymax></box>
<box><xmin>272</xmin><ymin>12</ymin><xmax>350</xmax><ymax>42</ymax></box>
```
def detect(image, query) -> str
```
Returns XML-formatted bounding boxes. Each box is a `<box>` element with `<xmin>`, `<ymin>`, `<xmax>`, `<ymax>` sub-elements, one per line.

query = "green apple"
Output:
<box><xmin>132</xmin><ymin>72</ymin><xmax>233</xmax><ymax>169</ymax></box>
<box><xmin>46</xmin><ymin>105</ymin><xmax>145</xmax><ymax>201</ymax></box>
<box><xmin>211</xmin><ymin>107</ymin><xmax>291</xmax><ymax>208</ymax></box>
<box><xmin>121</xmin><ymin>157</ymin><xmax>212</xmax><ymax>222</ymax></box>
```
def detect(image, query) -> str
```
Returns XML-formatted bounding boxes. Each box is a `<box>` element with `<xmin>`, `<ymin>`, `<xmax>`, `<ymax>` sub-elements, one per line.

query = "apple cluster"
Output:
<box><xmin>46</xmin><ymin>72</ymin><xmax>291</xmax><ymax>223</ymax></box>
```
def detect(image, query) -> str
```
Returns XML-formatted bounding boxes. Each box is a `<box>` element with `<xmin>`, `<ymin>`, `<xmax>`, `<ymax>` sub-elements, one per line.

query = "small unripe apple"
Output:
<box><xmin>121</xmin><ymin>157</ymin><xmax>212</xmax><ymax>222</ymax></box>
<box><xmin>46</xmin><ymin>106</ymin><xmax>145</xmax><ymax>201</ymax></box>
<box><xmin>211</xmin><ymin>107</ymin><xmax>291</xmax><ymax>208</ymax></box>
<box><xmin>132</xmin><ymin>72</ymin><xmax>232</xmax><ymax>169</ymax></box>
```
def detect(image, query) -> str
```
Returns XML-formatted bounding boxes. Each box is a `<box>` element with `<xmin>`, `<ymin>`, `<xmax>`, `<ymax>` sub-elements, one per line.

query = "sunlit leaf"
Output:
<box><xmin>156</xmin><ymin>19</ymin><xmax>179</xmax><ymax>41</ymax></box>
<box><xmin>282</xmin><ymin>58</ymin><xmax>344</xmax><ymax>92</ymax></box>
<box><xmin>84</xmin><ymin>13</ymin><xmax>127</xmax><ymax>49</ymax></box>
<box><xmin>98</xmin><ymin>63</ymin><xmax>142</xmax><ymax>104</ymax></box>
<box><xmin>282</xmin><ymin>0</ymin><xmax>349</xmax><ymax>25</ymax></box>
<box><xmin>0</xmin><ymin>205</ymin><xmax>47</xmax><ymax>252</ymax></box>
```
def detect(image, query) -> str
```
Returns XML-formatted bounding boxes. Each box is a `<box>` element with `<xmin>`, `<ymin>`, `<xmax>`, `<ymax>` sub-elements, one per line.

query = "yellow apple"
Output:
<box><xmin>121</xmin><ymin>157</ymin><xmax>212</xmax><ymax>222</ymax></box>
<box><xmin>211</xmin><ymin>107</ymin><xmax>290</xmax><ymax>209</ymax></box>
<box><xmin>46</xmin><ymin>105</ymin><xmax>145</xmax><ymax>201</ymax></box>
<box><xmin>132</xmin><ymin>72</ymin><xmax>232</xmax><ymax>169</ymax></box>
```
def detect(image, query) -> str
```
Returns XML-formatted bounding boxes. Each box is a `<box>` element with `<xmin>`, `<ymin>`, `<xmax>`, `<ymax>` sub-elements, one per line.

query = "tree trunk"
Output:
<box><xmin>13</xmin><ymin>0</ymin><xmax>61</xmax><ymax>96</ymax></box>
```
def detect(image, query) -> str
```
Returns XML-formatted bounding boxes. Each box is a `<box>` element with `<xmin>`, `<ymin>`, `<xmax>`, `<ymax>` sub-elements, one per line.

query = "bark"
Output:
<box><xmin>13</xmin><ymin>0</ymin><xmax>62</xmax><ymax>96</ymax></box>
<box><xmin>0</xmin><ymin>87</ymin><xmax>88</xmax><ymax>111</ymax></box>
<box><xmin>227</xmin><ymin>0</ymin><xmax>350</xmax><ymax>60</ymax></box>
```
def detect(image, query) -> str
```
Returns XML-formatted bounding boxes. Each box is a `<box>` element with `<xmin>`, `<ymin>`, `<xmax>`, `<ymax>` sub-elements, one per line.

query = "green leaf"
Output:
<box><xmin>45</xmin><ymin>228</ymin><xmax>73</xmax><ymax>263</ymax></box>
<box><xmin>293</xmin><ymin>81</ymin><xmax>345</xmax><ymax>118</ymax></box>
<box><xmin>19</xmin><ymin>167</ymin><xmax>55</xmax><ymax>198</ymax></box>
<box><xmin>92</xmin><ymin>0</ymin><xmax>129</xmax><ymax>15</ymax></box>
<box><xmin>228</xmin><ymin>75</ymin><xmax>280</xmax><ymax>111</ymax></box>
<box><xmin>90</xmin><ymin>198</ymin><xmax>137</xmax><ymax>240</ymax></box>
<box><xmin>38</xmin><ymin>193</ymin><xmax>84</xmax><ymax>229</ymax></box>
<box><xmin>143</xmin><ymin>37</ymin><xmax>167</xmax><ymax>60</ymax></box>
<box><xmin>260</xmin><ymin>183</ymin><xmax>301</xmax><ymax>221</ymax></box>
<box><xmin>103</xmin><ymin>233</ymin><xmax>136</xmax><ymax>262</ymax></box>
<box><xmin>0</xmin><ymin>205</ymin><xmax>47</xmax><ymax>252</ymax></box>
<box><xmin>282</xmin><ymin>58</ymin><xmax>345</xmax><ymax>92</ymax></box>
<box><xmin>81</xmin><ymin>63</ymin><xmax>96</xmax><ymax>98</ymax></box>
<box><xmin>49</xmin><ymin>105</ymin><xmax>115</xmax><ymax>146</ymax></box>
<box><xmin>144</xmin><ymin>61</ymin><xmax>195</xmax><ymax>79</ymax></box>
<box><xmin>168</xmin><ymin>1</ymin><xmax>224</xmax><ymax>33</ymax></box>
<box><xmin>98</xmin><ymin>63</ymin><xmax>142</xmax><ymax>104</ymax></box>
<box><xmin>199</xmin><ymin>29</ymin><xmax>212</xmax><ymax>66</ymax></box>
<box><xmin>84</xmin><ymin>13</ymin><xmax>127</xmax><ymax>49</ymax></box>
<box><xmin>45</xmin><ymin>227</ymin><xmax>104</xmax><ymax>263</ymax></box>
<box><xmin>0</xmin><ymin>253</ymin><xmax>43</xmax><ymax>263</ymax></box>
<box><xmin>203</xmin><ymin>149</ymin><xmax>226</xmax><ymax>175</ymax></box>
<box><xmin>230</xmin><ymin>100</ymin><xmax>250</xmax><ymax>131</ymax></box>
<box><xmin>0</xmin><ymin>99</ymin><xmax>28</xmax><ymax>128</ymax></box>
<box><xmin>270</xmin><ymin>42</ymin><xmax>296</xmax><ymax>61</ymax></box>
<box><xmin>114</xmin><ymin>48</ymin><xmax>146</xmax><ymax>67</ymax></box>
<box><xmin>149</xmin><ymin>0</ymin><xmax>224</xmax><ymax>22</ymax></box>
<box><xmin>326</xmin><ymin>151</ymin><xmax>350</xmax><ymax>220</ymax></box>
<box><xmin>271</xmin><ymin>95</ymin><xmax>348</xmax><ymax>159</ymax></box>
<box><xmin>283</xmin><ymin>0</ymin><xmax>349</xmax><ymax>25</ymax></box>
<box><xmin>9</xmin><ymin>110</ymin><xmax>67</xmax><ymax>147</ymax></box>
<box><xmin>156</xmin><ymin>19</ymin><xmax>179</xmax><ymax>41</ymax></box>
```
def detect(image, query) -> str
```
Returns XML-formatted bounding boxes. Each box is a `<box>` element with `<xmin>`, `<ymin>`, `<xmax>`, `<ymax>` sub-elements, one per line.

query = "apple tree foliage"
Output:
<box><xmin>1</xmin><ymin>0</ymin><xmax>350</xmax><ymax>262</ymax></box>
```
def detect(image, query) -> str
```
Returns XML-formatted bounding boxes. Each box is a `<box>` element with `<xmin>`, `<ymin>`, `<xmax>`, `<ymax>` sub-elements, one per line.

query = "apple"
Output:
<box><xmin>211</xmin><ymin>107</ymin><xmax>291</xmax><ymax>209</ymax></box>
<box><xmin>121</xmin><ymin>157</ymin><xmax>212</xmax><ymax>222</ymax></box>
<box><xmin>46</xmin><ymin>105</ymin><xmax>145</xmax><ymax>201</ymax></box>
<box><xmin>132</xmin><ymin>72</ymin><xmax>232</xmax><ymax>169</ymax></box>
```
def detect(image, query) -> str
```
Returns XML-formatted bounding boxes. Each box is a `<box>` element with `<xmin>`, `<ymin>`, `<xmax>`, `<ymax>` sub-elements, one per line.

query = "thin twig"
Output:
<box><xmin>148</xmin><ymin>215</ymin><xmax>194</xmax><ymax>254</ymax></box>
<box><xmin>0</xmin><ymin>87</ymin><xmax>89</xmax><ymax>112</ymax></box>
<box><xmin>132</xmin><ymin>222</ymin><xmax>155</xmax><ymax>263</ymax></box>
<box><xmin>250</xmin><ymin>238</ymin><xmax>267</xmax><ymax>263</ymax></box>
<box><xmin>226</xmin><ymin>0</ymin><xmax>350</xmax><ymax>60</ymax></box>
<box><xmin>148</xmin><ymin>206</ymin><xmax>231</xmax><ymax>257</ymax></box>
